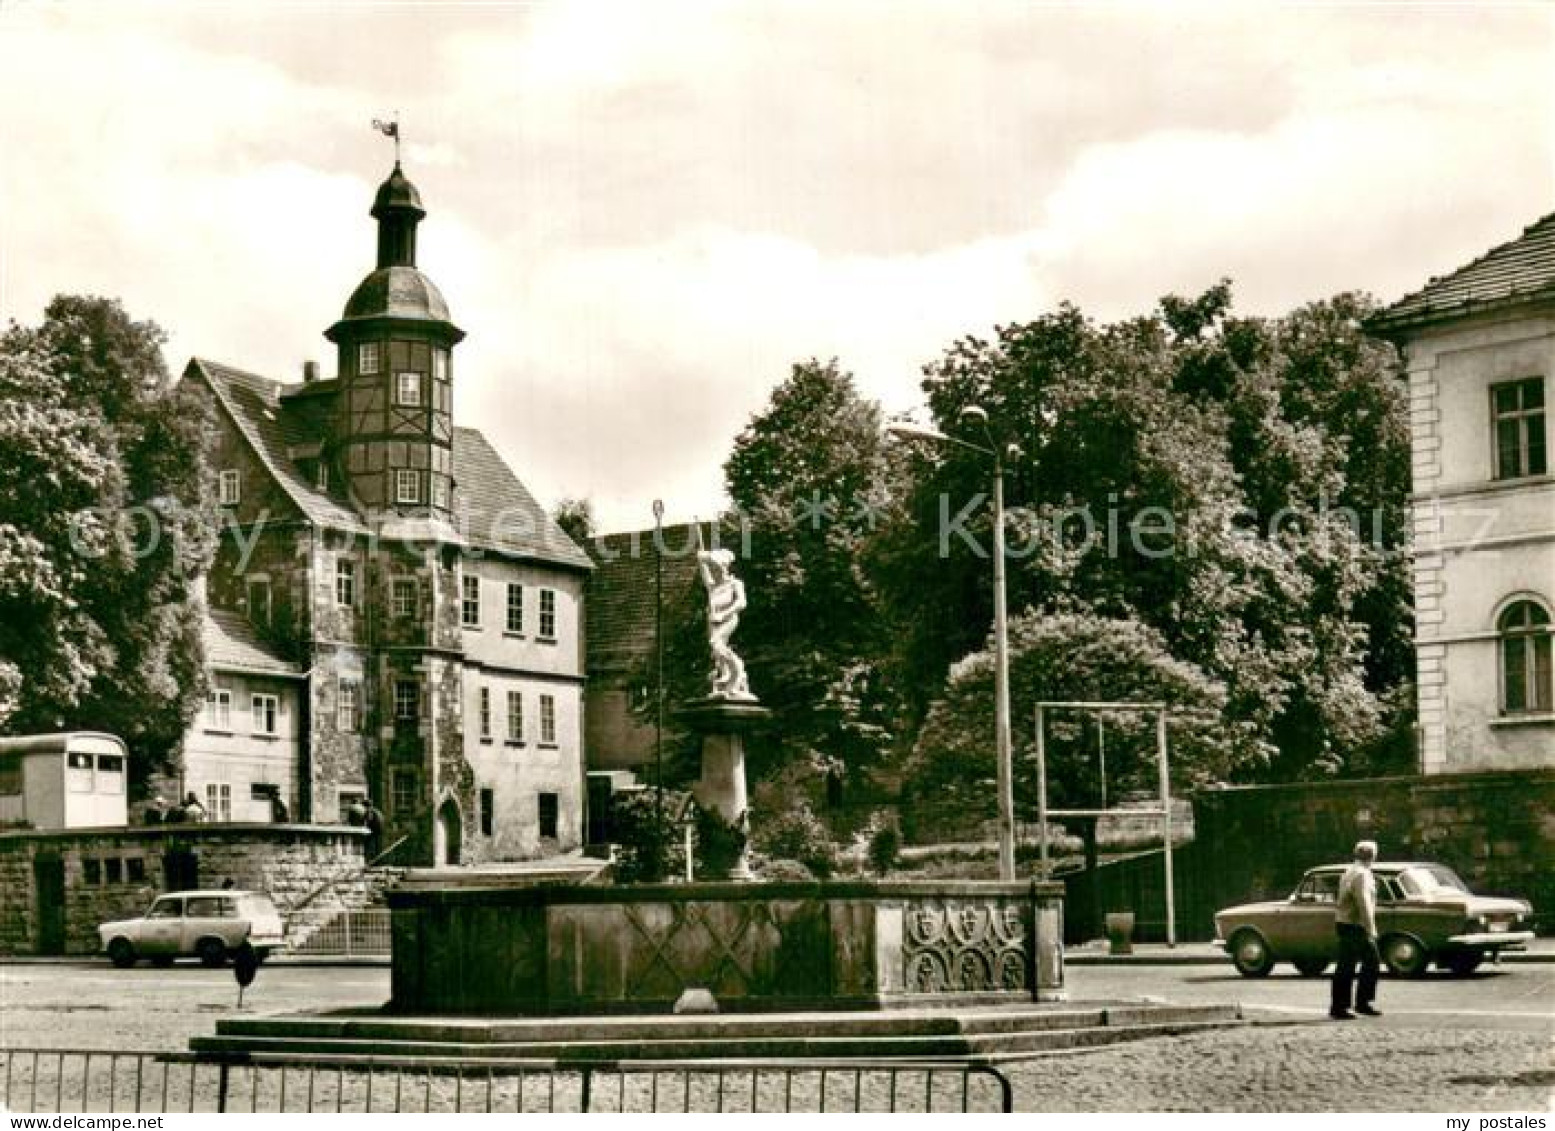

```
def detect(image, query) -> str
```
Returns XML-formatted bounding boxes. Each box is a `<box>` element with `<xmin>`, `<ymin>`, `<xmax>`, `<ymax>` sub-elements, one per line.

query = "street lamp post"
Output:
<box><xmin>887</xmin><ymin>407</ymin><xmax>1017</xmax><ymax>882</ymax></box>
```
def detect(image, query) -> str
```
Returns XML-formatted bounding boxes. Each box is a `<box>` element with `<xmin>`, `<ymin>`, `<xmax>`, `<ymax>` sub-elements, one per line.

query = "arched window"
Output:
<box><xmin>1499</xmin><ymin>600</ymin><xmax>1552</xmax><ymax>714</ymax></box>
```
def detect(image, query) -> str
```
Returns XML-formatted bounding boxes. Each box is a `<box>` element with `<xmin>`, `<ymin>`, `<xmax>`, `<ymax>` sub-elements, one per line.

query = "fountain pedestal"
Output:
<box><xmin>677</xmin><ymin>696</ymin><xmax>769</xmax><ymax>881</ymax></box>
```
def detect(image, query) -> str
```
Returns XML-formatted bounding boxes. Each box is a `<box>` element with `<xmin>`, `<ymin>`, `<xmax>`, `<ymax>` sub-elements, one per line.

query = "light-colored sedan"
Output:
<box><xmin>1214</xmin><ymin>862</ymin><xmax>1534</xmax><ymax>978</ymax></box>
<box><xmin>98</xmin><ymin>890</ymin><xmax>285</xmax><ymax>968</ymax></box>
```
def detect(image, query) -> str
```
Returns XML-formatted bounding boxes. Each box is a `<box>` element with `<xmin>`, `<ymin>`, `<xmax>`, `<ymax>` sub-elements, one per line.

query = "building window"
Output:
<box><xmin>205</xmin><ymin>782</ymin><xmax>233</xmax><ymax>822</ymax></box>
<box><xmin>1493</xmin><ymin>377</ymin><xmax>1547</xmax><ymax>480</ymax></box>
<box><xmin>105</xmin><ymin>857</ymin><xmax>123</xmax><ymax>884</ymax></box>
<box><xmin>207</xmin><ymin>687</ymin><xmax>233</xmax><ymax>731</ymax></box>
<box><xmin>97</xmin><ymin>754</ymin><xmax>124</xmax><ymax>795</ymax></box>
<box><xmin>83</xmin><ymin>858</ymin><xmax>102</xmax><ymax>885</ymax></box>
<box><xmin>251</xmin><ymin>694</ymin><xmax>279</xmax><ymax>736</ymax></box>
<box><xmin>0</xmin><ymin>762</ymin><xmax>21</xmax><ymax>795</ymax></box>
<box><xmin>338</xmin><ymin>679</ymin><xmax>361</xmax><ymax>732</ymax></box>
<box><xmin>506</xmin><ymin>583</ymin><xmax>524</xmax><ymax>634</ymax></box>
<box><xmin>66</xmin><ymin>752</ymin><xmax>93</xmax><ymax>793</ymax></box>
<box><xmin>391</xmin><ymin>769</ymin><xmax>418</xmax><ymax>817</ymax></box>
<box><xmin>538</xmin><ymin>792</ymin><xmax>559</xmax><ymax>840</ymax></box>
<box><xmin>394</xmin><ymin>679</ymin><xmax>420</xmax><ymax>721</ymax></box>
<box><xmin>461</xmin><ymin>575</ymin><xmax>481</xmax><ymax>627</ymax></box>
<box><xmin>218</xmin><ymin>469</ymin><xmax>241</xmax><ymax>506</ymax></box>
<box><xmin>336</xmin><ymin>559</ymin><xmax>356</xmax><ymax>607</ymax></box>
<box><xmin>479</xmin><ymin>788</ymin><xmax>494</xmax><ymax>837</ymax></box>
<box><xmin>392</xmin><ymin>578</ymin><xmax>418</xmax><ymax>617</ymax></box>
<box><xmin>246</xmin><ymin>577</ymin><xmax>272</xmax><ymax>625</ymax></box>
<box><xmin>506</xmin><ymin>690</ymin><xmax>524</xmax><ymax>743</ymax></box>
<box><xmin>1500</xmin><ymin>599</ymin><xmax>1553</xmax><ymax>714</ymax></box>
<box><xmin>359</xmin><ymin>342</ymin><xmax>381</xmax><ymax>375</ymax></box>
<box><xmin>395</xmin><ymin>371</ymin><xmax>422</xmax><ymax>407</ymax></box>
<box><xmin>539</xmin><ymin>693</ymin><xmax>556</xmax><ymax>746</ymax></box>
<box><xmin>538</xmin><ymin>588</ymin><xmax>557</xmax><ymax>640</ymax></box>
<box><xmin>395</xmin><ymin>469</ymin><xmax>420</xmax><ymax>504</ymax></box>
<box><xmin>479</xmin><ymin>686</ymin><xmax>492</xmax><ymax>740</ymax></box>
<box><xmin>126</xmin><ymin>857</ymin><xmax>146</xmax><ymax>884</ymax></box>
<box><xmin>433</xmin><ymin>348</ymin><xmax>449</xmax><ymax>383</ymax></box>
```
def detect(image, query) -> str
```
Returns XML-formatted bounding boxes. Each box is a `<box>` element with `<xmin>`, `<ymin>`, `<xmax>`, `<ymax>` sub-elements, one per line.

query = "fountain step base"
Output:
<box><xmin>193</xmin><ymin>1002</ymin><xmax>1244</xmax><ymax>1062</ymax></box>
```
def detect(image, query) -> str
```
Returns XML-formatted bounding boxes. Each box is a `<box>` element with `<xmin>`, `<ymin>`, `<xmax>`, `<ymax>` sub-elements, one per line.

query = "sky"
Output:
<box><xmin>2</xmin><ymin>1</ymin><xmax>1552</xmax><ymax>533</ymax></box>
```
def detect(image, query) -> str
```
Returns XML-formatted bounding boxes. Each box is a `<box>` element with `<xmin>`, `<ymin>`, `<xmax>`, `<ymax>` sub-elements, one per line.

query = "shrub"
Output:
<box><xmin>866</xmin><ymin>814</ymin><xmax>901</xmax><ymax>875</ymax></box>
<box><xmin>750</xmin><ymin>797</ymin><xmax>838</xmax><ymax>879</ymax></box>
<box><xmin>609</xmin><ymin>788</ymin><xmax>688</xmax><ymax>883</ymax></box>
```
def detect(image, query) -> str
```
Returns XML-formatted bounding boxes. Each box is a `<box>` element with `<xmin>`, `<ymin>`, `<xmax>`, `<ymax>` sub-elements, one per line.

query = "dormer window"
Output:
<box><xmin>358</xmin><ymin>342</ymin><xmax>381</xmax><ymax>375</ymax></box>
<box><xmin>396</xmin><ymin>469</ymin><xmax>420</xmax><ymax>504</ymax></box>
<box><xmin>219</xmin><ymin>469</ymin><xmax>241</xmax><ymax>506</ymax></box>
<box><xmin>396</xmin><ymin>372</ymin><xmax>422</xmax><ymax>407</ymax></box>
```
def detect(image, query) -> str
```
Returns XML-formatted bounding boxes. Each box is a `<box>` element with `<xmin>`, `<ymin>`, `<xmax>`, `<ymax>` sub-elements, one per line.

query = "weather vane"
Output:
<box><xmin>372</xmin><ymin>115</ymin><xmax>401</xmax><ymax>163</ymax></box>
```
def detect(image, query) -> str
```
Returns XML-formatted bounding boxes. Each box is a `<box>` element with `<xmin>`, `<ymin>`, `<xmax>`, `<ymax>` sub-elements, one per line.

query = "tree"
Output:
<box><xmin>552</xmin><ymin>496</ymin><xmax>594</xmax><ymax>546</ymax></box>
<box><xmin>722</xmin><ymin>360</ymin><xmax>901</xmax><ymax>791</ymax></box>
<box><xmin>877</xmin><ymin>285</ymin><xmax>1412</xmax><ymax>783</ymax></box>
<box><xmin>0</xmin><ymin>296</ymin><xmax>216</xmax><ymax>793</ymax></box>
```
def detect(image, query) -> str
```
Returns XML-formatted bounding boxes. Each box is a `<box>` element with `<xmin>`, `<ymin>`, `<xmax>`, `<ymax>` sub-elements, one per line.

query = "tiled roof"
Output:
<box><xmin>204</xmin><ymin>608</ymin><xmax>302</xmax><ymax>676</ymax></box>
<box><xmin>585</xmin><ymin>522</ymin><xmax>716</xmax><ymax>673</ymax></box>
<box><xmin>452</xmin><ymin>428</ymin><xmax>592</xmax><ymax>569</ymax></box>
<box><xmin>189</xmin><ymin>359</ymin><xmax>591</xmax><ymax>570</ymax></box>
<box><xmin>190</xmin><ymin>359</ymin><xmax>366</xmax><ymax>532</ymax></box>
<box><xmin>1368</xmin><ymin>213</ymin><xmax>1555</xmax><ymax>337</ymax></box>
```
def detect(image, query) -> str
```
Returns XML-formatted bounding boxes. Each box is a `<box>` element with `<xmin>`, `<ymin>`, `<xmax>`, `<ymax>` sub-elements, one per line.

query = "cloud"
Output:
<box><xmin>3</xmin><ymin>1</ymin><xmax>1551</xmax><ymax>535</ymax></box>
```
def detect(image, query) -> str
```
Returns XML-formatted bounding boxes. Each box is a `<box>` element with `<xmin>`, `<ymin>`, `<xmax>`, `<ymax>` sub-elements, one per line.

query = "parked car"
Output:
<box><xmin>98</xmin><ymin>890</ymin><xmax>285</xmax><ymax>968</ymax></box>
<box><xmin>1214</xmin><ymin>862</ymin><xmax>1534</xmax><ymax>978</ymax></box>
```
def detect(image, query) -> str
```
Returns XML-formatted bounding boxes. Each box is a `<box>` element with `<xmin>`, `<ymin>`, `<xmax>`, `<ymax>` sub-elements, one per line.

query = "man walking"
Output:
<box><xmin>1331</xmin><ymin>839</ymin><xmax>1382</xmax><ymax>1020</ymax></box>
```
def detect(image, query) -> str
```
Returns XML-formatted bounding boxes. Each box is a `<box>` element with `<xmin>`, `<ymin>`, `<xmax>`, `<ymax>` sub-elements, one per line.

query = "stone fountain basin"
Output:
<box><xmin>387</xmin><ymin>879</ymin><xmax>1065</xmax><ymax>1015</ymax></box>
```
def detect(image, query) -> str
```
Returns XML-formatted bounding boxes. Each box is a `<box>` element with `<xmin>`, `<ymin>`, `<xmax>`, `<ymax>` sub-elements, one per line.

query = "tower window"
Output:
<box><xmin>336</xmin><ymin>559</ymin><xmax>356</xmax><ymax>607</ymax></box>
<box><xmin>394</xmin><ymin>679</ymin><xmax>420</xmax><ymax>721</ymax></box>
<box><xmin>219</xmin><ymin>469</ymin><xmax>241</xmax><ymax>506</ymax></box>
<box><xmin>1492</xmin><ymin>377</ymin><xmax>1547</xmax><ymax>480</ymax></box>
<box><xmin>359</xmin><ymin>342</ymin><xmax>381</xmax><ymax>375</ymax></box>
<box><xmin>396</xmin><ymin>371</ymin><xmax>423</xmax><ymax>407</ymax></box>
<box><xmin>433</xmin><ymin>348</ymin><xmax>449</xmax><ymax>382</ymax></box>
<box><xmin>1500</xmin><ymin>599</ymin><xmax>1553</xmax><ymax>713</ymax></box>
<box><xmin>392</xmin><ymin>578</ymin><xmax>418</xmax><ymax>617</ymax></box>
<box><xmin>338</xmin><ymin>679</ymin><xmax>361</xmax><ymax>732</ymax></box>
<box><xmin>539</xmin><ymin>588</ymin><xmax>557</xmax><ymax>641</ymax></box>
<box><xmin>396</xmin><ymin>469</ymin><xmax>420</xmax><ymax>504</ymax></box>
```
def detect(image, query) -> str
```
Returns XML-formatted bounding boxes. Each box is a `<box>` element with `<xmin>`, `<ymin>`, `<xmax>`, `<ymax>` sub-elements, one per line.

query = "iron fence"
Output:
<box><xmin>290</xmin><ymin>908</ymin><xmax>393</xmax><ymax>956</ymax></box>
<box><xmin>0</xmin><ymin>1049</ymin><xmax>1012</xmax><ymax>1113</ymax></box>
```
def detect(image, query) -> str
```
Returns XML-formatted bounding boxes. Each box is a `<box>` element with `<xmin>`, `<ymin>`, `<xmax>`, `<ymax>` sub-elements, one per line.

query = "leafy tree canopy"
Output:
<box><xmin>0</xmin><ymin>296</ymin><xmax>216</xmax><ymax>793</ymax></box>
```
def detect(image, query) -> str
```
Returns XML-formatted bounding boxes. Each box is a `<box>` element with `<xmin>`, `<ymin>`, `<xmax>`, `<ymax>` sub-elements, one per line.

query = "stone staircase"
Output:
<box><xmin>283</xmin><ymin>865</ymin><xmax>404</xmax><ymax>953</ymax></box>
<box><xmin>193</xmin><ymin>1002</ymin><xmax>1244</xmax><ymax>1062</ymax></box>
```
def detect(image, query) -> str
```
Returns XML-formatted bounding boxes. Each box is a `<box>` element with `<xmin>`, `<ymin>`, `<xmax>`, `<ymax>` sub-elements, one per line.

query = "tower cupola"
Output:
<box><xmin>326</xmin><ymin>161</ymin><xmax>463</xmax><ymax>522</ymax></box>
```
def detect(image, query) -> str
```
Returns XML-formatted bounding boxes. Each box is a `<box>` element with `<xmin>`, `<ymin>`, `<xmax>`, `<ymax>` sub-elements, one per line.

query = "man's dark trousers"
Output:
<box><xmin>1332</xmin><ymin>923</ymin><xmax>1380</xmax><ymax>1014</ymax></box>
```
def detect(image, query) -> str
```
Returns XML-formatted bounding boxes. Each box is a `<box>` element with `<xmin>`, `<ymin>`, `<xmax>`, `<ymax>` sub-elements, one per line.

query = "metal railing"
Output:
<box><xmin>290</xmin><ymin>908</ymin><xmax>392</xmax><ymax>956</ymax></box>
<box><xmin>0</xmin><ymin>1049</ymin><xmax>1012</xmax><ymax>1113</ymax></box>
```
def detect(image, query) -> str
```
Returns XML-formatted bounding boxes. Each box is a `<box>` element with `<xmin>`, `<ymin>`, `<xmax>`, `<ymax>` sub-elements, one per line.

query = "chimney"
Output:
<box><xmin>303</xmin><ymin>360</ymin><xmax>319</xmax><ymax>384</ymax></box>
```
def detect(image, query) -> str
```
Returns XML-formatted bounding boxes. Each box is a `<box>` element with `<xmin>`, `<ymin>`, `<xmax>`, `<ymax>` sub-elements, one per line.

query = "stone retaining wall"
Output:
<box><xmin>0</xmin><ymin>824</ymin><xmax>368</xmax><ymax>955</ymax></box>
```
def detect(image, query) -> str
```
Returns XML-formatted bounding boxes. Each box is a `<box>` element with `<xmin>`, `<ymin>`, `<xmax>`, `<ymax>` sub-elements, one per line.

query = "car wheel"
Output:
<box><xmin>1229</xmin><ymin>929</ymin><xmax>1275</xmax><ymax>977</ymax></box>
<box><xmin>1443</xmin><ymin>952</ymin><xmax>1484</xmax><ymax>977</ymax></box>
<box><xmin>1292</xmin><ymin>957</ymin><xmax>1330</xmax><ymax>977</ymax></box>
<box><xmin>107</xmin><ymin>938</ymin><xmax>136</xmax><ymax>969</ymax></box>
<box><xmin>1381</xmin><ymin>934</ymin><xmax>1429</xmax><ymax>978</ymax></box>
<box><xmin>196</xmin><ymin>938</ymin><xmax>228</xmax><ymax>968</ymax></box>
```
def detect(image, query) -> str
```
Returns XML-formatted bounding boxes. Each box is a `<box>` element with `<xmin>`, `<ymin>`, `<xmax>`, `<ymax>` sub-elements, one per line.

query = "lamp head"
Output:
<box><xmin>958</xmin><ymin>405</ymin><xmax>989</xmax><ymax>426</ymax></box>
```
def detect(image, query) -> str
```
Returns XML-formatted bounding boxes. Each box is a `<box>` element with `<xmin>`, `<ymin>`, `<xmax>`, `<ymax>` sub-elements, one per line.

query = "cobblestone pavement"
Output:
<box><xmin>3</xmin><ymin>965</ymin><xmax>1551</xmax><ymax>1112</ymax></box>
<box><xmin>1006</xmin><ymin>1023</ymin><xmax>1554</xmax><ymax>1112</ymax></box>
